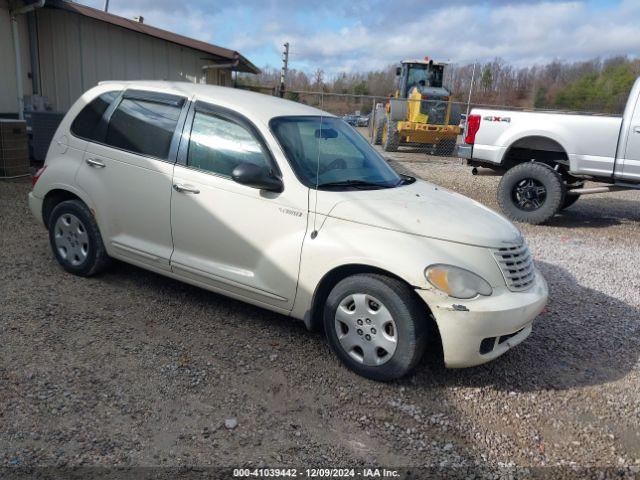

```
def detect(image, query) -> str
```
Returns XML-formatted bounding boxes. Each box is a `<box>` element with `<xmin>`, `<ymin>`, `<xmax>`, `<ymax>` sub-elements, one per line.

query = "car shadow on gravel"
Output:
<box><xmin>407</xmin><ymin>260</ymin><xmax>640</xmax><ymax>392</ymax></box>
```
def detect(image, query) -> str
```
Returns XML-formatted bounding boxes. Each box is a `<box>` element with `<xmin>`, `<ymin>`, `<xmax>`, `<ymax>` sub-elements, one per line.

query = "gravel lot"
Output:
<box><xmin>1</xmin><ymin>150</ymin><xmax>639</xmax><ymax>477</ymax></box>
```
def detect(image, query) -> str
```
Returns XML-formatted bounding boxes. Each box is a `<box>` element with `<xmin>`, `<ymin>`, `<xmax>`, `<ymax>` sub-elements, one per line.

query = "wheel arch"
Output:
<box><xmin>304</xmin><ymin>263</ymin><xmax>438</xmax><ymax>336</ymax></box>
<box><xmin>502</xmin><ymin>135</ymin><xmax>569</xmax><ymax>170</ymax></box>
<box><xmin>42</xmin><ymin>188</ymin><xmax>86</xmax><ymax>229</ymax></box>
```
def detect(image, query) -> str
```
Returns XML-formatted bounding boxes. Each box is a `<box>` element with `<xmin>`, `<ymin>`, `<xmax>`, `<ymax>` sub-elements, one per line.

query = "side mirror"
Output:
<box><xmin>231</xmin><ymin>163</ymin><xmax>283</xmax><ymax>192</ymax></box>
<box><xmin>395</xmin><ymin>67</ymin><xmax>401</xmax><ymax>76</ymax></box>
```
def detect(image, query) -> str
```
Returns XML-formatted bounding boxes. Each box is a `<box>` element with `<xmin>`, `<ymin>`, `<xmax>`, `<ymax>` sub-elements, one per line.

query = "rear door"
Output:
<box><xmin>76</xmin><ymin>89</ymin><xmax>188</xmax><ymax>271</ymax></box>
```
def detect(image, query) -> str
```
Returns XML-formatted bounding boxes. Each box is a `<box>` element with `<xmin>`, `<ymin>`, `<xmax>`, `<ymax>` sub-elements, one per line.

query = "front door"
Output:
<box><xmin>170</xmin><ymin>101</ymin><xmax>308</xmax><ymax>311</ymax></box>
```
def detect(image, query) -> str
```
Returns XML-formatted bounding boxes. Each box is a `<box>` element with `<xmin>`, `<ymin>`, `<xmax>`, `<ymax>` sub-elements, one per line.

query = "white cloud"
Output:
<box><xmin>79</xmin><ymin>0</ymin><xmax>640</xmax><ymax>75</ymax></box>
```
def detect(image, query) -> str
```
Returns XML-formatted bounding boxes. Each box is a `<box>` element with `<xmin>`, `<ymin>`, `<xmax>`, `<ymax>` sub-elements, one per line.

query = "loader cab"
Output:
<box><xmin>397</xmin><ymin>61</ymin><xmax>445</xmax><ymax>98</ymax></box>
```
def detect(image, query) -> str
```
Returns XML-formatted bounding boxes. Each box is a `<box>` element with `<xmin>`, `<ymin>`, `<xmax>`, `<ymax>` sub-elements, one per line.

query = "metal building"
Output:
<box><xmin>1</xmin><ymin>0</ymin><xmax>260</xmax><ymax>117</ymax></box>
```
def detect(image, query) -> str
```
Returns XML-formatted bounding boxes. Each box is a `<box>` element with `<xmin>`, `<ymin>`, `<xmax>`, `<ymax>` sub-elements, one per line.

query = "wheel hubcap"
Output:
<box><xmin>334</xmin><ymin>293</ymin><xmax>398</xmax><ymax>366</ymax></box>
<box><xmin>54</xmin><ymin>213</ymin><xmax>89</xmax><ymax>266</ymax></box>
<box><xmin>513</xmin><ymin>178</ymin><xmax>547</xmax><ymax>211</ymax></box>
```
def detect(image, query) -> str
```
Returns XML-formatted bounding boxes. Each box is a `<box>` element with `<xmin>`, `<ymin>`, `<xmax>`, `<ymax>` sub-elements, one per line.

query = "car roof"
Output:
<box><xmin>98</xmin><ymin>81</ymin><xmax>333</xmax><ymax>124</ymax></box>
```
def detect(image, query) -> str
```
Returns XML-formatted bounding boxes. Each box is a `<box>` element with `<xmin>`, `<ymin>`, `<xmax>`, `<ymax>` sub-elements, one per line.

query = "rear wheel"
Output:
<box><xmin>48</xmin><ymin>199</ymin><xmax>110</xmax><ymax>276</ymax></box>
<box><xmin>497</xmin><ymin>162</ymin><xmax>565</xmax><ymax>224</ymax></box>
<box><xmin>382</xmin><ymin>117</ymin><xmax>399</xmax><ymax>152</ymax></box>
<box><xmin>323</xmin><ymin>274</ymin><xmax>428</xmax><ymax>381</ymax></box>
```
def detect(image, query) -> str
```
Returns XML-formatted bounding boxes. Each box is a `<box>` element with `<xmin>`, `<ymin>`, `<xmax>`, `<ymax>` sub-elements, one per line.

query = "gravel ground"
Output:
<box><xmin>1</xmin><ymin>149</ymin><xmax>639</xmax><ymax>478</ymax></box>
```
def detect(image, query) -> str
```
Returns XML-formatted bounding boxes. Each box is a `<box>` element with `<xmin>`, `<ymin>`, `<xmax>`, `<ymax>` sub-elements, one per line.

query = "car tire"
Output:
<box><xmin>383</xmin><ymin>117</ymin><xmax>400</xmax><ymax>152</ymax></box>
<box><xmin>48</xmin><ymin>199</ymin><xmax>110</xmax><ymax>277</ymax></box>
<box><xmin>323</xmin><ymin>274</ymin><xmax>428</xmax><ymax>381</ymax></box>
<box><xmin>373</xmin><ymin>116</ymin><xmax>386</xmax><ymax>145</ymax></box>
<box><xmin>497</xmin><ymin>162</ymin><xmax>565</xmax><ymax>225</ymax></box>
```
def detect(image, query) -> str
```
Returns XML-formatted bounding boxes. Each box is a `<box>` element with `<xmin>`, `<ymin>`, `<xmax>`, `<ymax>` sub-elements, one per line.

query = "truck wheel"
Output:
<box><xmin>382</xmin><ymin>117</ymin><xmax>400</xmax><ymax>152</ymax></box>
<box><xmin>497</xmin><ymin>162</ymin><xmax>565</xmax><ymax>225</ymax></box>
<box><xmin>373</xmin><ymin>116</ymin><xmax>386</xmax><ymax>145</ymax></box>
<box><xmin>323</xmin><ymin>274</ymin><xmax>428</xmax><ymax>381</ymax></box>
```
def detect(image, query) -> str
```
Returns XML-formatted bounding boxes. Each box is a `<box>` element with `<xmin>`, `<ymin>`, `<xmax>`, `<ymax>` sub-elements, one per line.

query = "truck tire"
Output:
<box><xmin>373</xmin><ymin>116</ymin><xmax>386</xmax><ymax>145</ymax></box>
<box><xmin>383</xmin><ymin>117</ymin><xmax>400</xmax><ymax>152</ymax></box>
<box><xmin>497</xmin><ymin>162</ymin><xmax>566</xmax><ymax>225</ymax></box>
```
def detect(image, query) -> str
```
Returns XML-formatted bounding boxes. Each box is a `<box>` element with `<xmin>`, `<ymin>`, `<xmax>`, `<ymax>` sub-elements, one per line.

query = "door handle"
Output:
<box><xmin>85</xmin><ymin>158</ymin><xmax>105</xmax><ymax>168</ymax></box>
<box><xmin>173</xmin><ymin>183</ymin><xmax>200</xmax><ymax>194</ymax></box>
<box><xmin>633</xmin><ymin>125</ymin><xmax>640</xmax><ymax>133</ymax></box>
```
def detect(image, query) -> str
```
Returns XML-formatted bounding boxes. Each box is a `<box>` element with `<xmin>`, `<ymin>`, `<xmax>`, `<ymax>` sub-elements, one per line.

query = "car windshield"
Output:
<box><xmin>270</xmin><ymin>116</ymin><xmax>402</xmax><ymax>189</ymax></box>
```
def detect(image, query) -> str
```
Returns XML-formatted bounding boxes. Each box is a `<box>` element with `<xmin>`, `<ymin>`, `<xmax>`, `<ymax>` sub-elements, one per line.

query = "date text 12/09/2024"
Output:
<box><xmin>233</xmin><ymin>468</ymin><xmax>401</xmax><ymax>478</ymax></box>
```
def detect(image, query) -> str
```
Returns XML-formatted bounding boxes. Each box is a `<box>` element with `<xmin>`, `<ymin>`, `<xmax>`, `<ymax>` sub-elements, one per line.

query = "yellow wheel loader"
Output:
<box><xmin>373</xmin><ymin>59</ymin><xmax>461</xmax><ymax>154</ymax></box>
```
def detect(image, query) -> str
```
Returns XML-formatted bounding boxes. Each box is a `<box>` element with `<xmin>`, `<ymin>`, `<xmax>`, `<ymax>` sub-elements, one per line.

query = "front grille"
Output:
<box><xmin>492</xmin><ymin>243</ymin><xmax>535</xmax><ymax>292</ymax></box>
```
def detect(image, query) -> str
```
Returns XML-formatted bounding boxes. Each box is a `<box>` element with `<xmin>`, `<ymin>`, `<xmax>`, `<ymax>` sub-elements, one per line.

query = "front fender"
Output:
<box><xmin>290</xmin><ymin>216</ymin><xmax>504</xmax><ymax>323</ymax></box>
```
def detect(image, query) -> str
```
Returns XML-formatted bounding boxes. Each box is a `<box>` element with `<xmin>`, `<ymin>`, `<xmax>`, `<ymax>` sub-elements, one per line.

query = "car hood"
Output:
<box><xmin>320</xmin><ymin>179</ymin><xmax>523</xmax><ymax>248</ymax></box>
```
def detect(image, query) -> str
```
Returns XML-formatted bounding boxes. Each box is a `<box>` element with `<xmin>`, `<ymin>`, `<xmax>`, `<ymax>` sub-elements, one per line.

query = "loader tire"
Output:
<box><xmin>373</xmin><ymin>116</ymin><xmax>386</xmax><ymax>145</ymax></box>
<box><xmin>383</xmin><ymin>117</ymin><xmax>400</xmax><ymax>152</ymax></box>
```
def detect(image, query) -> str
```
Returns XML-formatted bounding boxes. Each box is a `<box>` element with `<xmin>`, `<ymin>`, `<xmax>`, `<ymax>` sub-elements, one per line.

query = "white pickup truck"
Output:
<box><xmin>457</xmin><ymin>77</ymin><xmax>640</xmax><ymax>224</ymax></box>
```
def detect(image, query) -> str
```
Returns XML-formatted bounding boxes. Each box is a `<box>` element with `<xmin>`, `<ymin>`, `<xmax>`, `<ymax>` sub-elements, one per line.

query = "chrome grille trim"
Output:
<box><xmin>492</xmin><ymin>243</ymin><xmax>535</xmax><ymax>292</ymax></box>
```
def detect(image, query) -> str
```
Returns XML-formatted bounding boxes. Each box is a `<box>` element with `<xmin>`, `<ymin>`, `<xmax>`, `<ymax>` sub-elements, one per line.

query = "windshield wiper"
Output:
<box><xmin>316</xmin><ymin>179</ymin><xmax>391</xmax><ymax>189</ymax></box>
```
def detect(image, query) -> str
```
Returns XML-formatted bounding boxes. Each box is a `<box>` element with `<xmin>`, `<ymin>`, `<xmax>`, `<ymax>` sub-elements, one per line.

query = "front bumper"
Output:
<box><xmin>415</xmin><ymin>270</ymin><xmax>548</xmax><ymax>368</ymax></box>
<box><xmin>28</xmin><ymin>191</ymin><xmax>44</xmax><ymax>227</ymax></box>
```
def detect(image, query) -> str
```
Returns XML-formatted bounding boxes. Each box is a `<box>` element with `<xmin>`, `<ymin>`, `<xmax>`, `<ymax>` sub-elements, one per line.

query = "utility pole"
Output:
<box><xmin>279</xmin><ymin>42</ymin><xmax>289</xmax><ymax>98</ymax></box>
<box><xmin>104</xmin><ymin>0</ymin><xmax>110</xmax><ymax>12</ymax></box>
<box><xmin>466</xmin><ymin>61</ymin><xmax>477</xmax><ymax>118</ymax></box>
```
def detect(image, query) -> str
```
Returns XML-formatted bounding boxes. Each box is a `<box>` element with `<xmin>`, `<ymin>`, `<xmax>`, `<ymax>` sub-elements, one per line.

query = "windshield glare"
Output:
<box><xmin>270</xmin><ymin>116</ymin><xmax>402</xmax><ymax>189</ymax></box>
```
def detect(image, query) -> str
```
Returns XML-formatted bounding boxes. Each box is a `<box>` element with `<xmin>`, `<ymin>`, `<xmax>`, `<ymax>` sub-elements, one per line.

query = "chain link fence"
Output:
<box><xmin>287</xmin><ymin>91</ymin><xmax>471</xmax><ymax>158</ymax></box>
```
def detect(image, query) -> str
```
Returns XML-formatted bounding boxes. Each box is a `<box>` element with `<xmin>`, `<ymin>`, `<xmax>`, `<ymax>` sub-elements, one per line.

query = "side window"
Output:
<box><xmin>105</xmin><ymin>98</ymin><xmax>182</xmax><ymax>159</ymax></box>
<box><xmin>187</xmin><ymin>111</ymin><xmax>269</xmax><ymax>177</ymax></box>
<box><xmin>70</xmin><ymin>91</ymin><xmax>120</xmax><ymax>141</ymax></box>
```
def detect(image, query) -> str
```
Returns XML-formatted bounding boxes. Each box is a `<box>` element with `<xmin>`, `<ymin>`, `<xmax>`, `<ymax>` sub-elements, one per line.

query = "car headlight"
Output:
<box><xmin>425</xmin><ymin>264</ymin><xmax>493</xmax><ymax>299</ymax></box>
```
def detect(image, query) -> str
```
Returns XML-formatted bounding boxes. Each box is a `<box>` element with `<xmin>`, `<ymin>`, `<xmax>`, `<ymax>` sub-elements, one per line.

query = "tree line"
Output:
<box><xmin>239</xmin><ymin>56</ymin><xmax>640</xmax><ymax>114</ymax></box>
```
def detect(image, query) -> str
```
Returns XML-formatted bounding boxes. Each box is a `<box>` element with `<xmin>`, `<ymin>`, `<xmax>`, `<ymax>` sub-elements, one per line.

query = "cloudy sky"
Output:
<box><xmin>80</xmin><ymin>0</ymin><xmax>640</xmax><ymax>76</ymax></box>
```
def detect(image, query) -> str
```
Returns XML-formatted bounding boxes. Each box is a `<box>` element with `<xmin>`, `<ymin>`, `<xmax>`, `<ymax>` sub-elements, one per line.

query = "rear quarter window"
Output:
<box><xmin>70</xmin><ymin>91</ymin><xmax>120</xmax><ymax>141</ymax></box>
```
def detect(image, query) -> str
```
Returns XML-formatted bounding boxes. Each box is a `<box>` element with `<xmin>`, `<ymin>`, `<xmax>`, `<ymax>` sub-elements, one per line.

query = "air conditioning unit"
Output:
<box><xmin>0</xmin><ymin>119</ymin><xmax>29</xmax><ymax>178</ymax></box>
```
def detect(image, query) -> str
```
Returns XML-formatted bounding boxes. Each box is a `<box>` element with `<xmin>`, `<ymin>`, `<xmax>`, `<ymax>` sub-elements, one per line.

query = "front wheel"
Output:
<box><xmin>497</xmin><ymin>162</ymin><xmax>565</xmax><ymax>225</ymax></box>
<box><xmin>323</xmin><ymin>274</ymin><xmax>428</xmax><ymax>381</ymax></box>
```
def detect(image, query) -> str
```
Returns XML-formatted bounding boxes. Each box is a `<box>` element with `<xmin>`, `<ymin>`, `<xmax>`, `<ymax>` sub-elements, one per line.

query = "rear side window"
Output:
<box><xmin>70</xmin><ymin>91</ymin><xmax>119</xmax><ymax>141</ymax></box>
<box><xmin>105</xmin><ymin>98</ymin><xmax>182</xmax><ymax>159</ymax></box>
